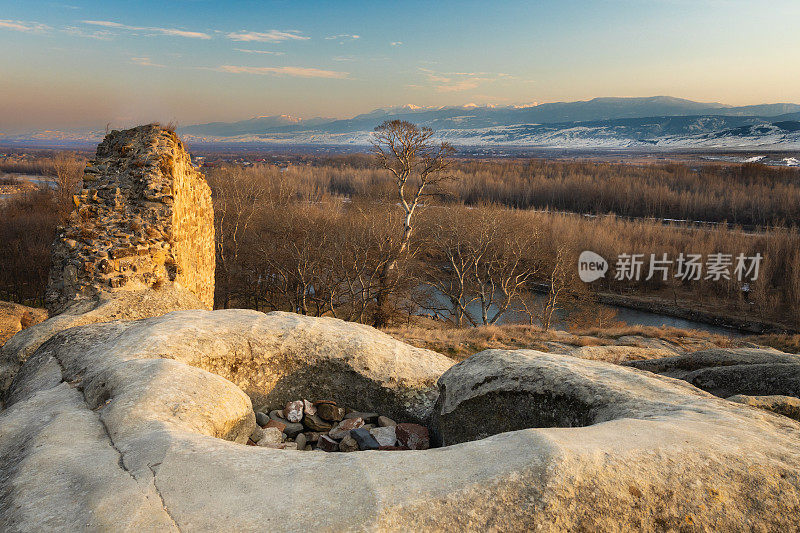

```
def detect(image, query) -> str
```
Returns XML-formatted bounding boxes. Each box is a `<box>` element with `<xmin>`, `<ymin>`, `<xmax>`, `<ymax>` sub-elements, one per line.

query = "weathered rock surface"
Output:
<box><xmin>0</xmin><ymin>302</ymin><xmax>47</xmax><ymax>346</ymax></box>
<box><xmin>46</xmin><ymin>125</ymin><xmax>215</xmax><ymax>314</ymax></box>
<box><xmin>622</xmin><ymin>347</ymin><xmax>800</xmax><ymax>398</ymax></box>
<box><xmin>728</xmin><ymin>394</ymin><xmax>800</xmax><ymax>422</ymax></box>
<box><xmin>0</xmin><ymin>287</ymin><xmax>206</xmax><ymax>397</ymax></box>
<box><xmin>4</xmin><ymin>329</ymin><xmax>800</xmax><ymax>530</ymax></box>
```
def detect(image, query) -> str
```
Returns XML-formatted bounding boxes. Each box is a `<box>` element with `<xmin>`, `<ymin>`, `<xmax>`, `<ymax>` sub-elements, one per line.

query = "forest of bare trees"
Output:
<box><xmin>1</xmin><ymin>148</ymin><xmax>799</xmax><ymax>330</ymax></box>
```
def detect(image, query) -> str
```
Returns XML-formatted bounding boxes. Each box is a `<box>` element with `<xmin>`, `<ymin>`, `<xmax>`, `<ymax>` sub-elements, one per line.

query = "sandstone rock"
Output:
<box><xmin>4</xmin><ymin>323</ymin><xmax>800</xmax><ymax>531</ymax></box>
<box><xmin>0</xmin><ymin>301</ymin><xmax>47</xmax><ymax>346</ymax></box>
<box><xmin>257</xmin><ymin>427</ymin><xmax>284</xmax><ymax>446</ymax></box>
<box><xmin>302</xmin><ymin>413</ymin><xmax>333</xmax><ymax>432</ymax></box>
<box><xmin>34</xmin><ymin>309</ymin><xmax>449</xmax><ymax>426</ymax></box>
<box><xmin>283</xmin><ymin>400</ymin><xmax>304</xmax><ymax>423</ymax></box>
<box><xmin>378</xmin><ymin>415</ymin><xmax>396</xmax><ymax>427</ymax></box>
<box><xmin>328</xmin><ymin>417</ymin><xmax>365</xmax><ymax>440</ymax></box>
<box><xmin>350</xmin><ymin>427</ymin><xmax>380</xmax><ymax>451</ymax></box>
<box><xmin>318</xmin><ymin>435</ymin><xmax>339</xmax><ymax>452</ymax></box>
<box><xmin>727</xmin><ymin>394</ymin><xmax>800</xmax><ymax>422</ymax></box>
<box><xmin>339</xmin><ymin>434</ymin><xmax>359</xmax><ymax>452</ymax></box>
<box><xmin>1</xmin><ymin>287</ymin><xmax>207</xmax><ymax>397</ymax></box>
<box><xmin>623</xmin><ymin>348</ymin><xmax>800</xmax><ymax>398</ymax></box>
<box><xmin>369</xmin><ymin>426</ymin><xmax>397</xmax><ymax>447</ymax></box>
<box><xmin>395</xmin><ymin>423</ymin><xmax>429</xmax><ymax>450</ymax></box>
<box><xmin>255</xmin><ymin>411</ymin><xmax>270</xmax><ymax>427</ymax></box>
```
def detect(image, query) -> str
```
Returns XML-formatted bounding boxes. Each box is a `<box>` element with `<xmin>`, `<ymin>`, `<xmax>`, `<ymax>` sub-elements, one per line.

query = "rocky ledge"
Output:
<box><xmin>1</xmin><ymin>308</ymin><xmax>799</xmax><ymax>531</ymax></box>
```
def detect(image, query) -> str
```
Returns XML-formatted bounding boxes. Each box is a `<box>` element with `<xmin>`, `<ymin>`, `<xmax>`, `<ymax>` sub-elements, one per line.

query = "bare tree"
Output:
<box><xmin>51</xmin><ymin>152</ymin><xmax>84</xmax><ymax>218</ymax></box>
<box><xmin>371</xmin><ymin>120</ymin><xmax>455</xmax><ymax>327</ymax></box>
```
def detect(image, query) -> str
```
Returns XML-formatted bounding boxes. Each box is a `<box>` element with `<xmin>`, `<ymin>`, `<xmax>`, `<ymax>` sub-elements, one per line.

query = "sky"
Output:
<box><xmin>1</xmin><ymin>0</ymin><xmax>799</xmax><ymax>133</ymax></box>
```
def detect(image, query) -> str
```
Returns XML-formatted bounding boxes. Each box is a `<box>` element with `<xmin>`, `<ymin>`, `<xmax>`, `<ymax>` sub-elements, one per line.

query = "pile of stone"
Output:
<box><xmin>248</xmin><ymin>399</ymin><xmax>430</xmax><ymax>452</ymax></box>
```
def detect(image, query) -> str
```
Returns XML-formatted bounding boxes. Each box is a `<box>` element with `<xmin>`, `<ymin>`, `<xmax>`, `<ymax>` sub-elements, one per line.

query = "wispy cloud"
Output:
<box><xmin>235</xmin><ymin>48</ymin><xmax>285</xmax><ymax>56</ymax></box>
<box><xmin>418</xmin><ymin>67</ymin><xmax>510</xmax><ymax>93</ymax></box>
<box><xmin>215</xmin><ymin>65</ymin><xmax>348</xmax><ymax>79</ymax></box>
<box><xmin>131</xmin><ymin>56</ymin><xmax>166</xmax><ymax>68</ymax></box>
<box><xmin>226</xmin><ymin>30</ymin><xmax>308</xmax><ymax>43</ymax></box>
<box><xmin>332</xmin><ymin>55</ymin><xmax>355</xmax><ymax>62</ymax></box>
<box><xmin>0</xmin><ymin>19</ymin><xmax>51</xmax><ymax>33</ymax></box>
<box><xmin>82</xmin><ymin>20</ymin><xmax>211</xmax><ymax>39</ymax></box>
<box><xmin>390</xmin><ymin>41</ymin><xmax>403</xmax><ymax>46</ymax></box>
<box><xmin>62</xmin><ymin>25</ymin><xmax>113</xmax><ymax>40</ymax></box>
<box><xmin>325</xmin><ymin>33</ymin><xmax>360</xmax><ymax>43</ymax></box>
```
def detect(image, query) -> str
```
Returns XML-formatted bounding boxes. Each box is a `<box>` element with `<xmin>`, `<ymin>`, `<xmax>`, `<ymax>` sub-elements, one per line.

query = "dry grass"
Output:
<box><xmin>385</xmin><ymin>321</ymin><xmax>752</xmax><ymax>361</ymax></box>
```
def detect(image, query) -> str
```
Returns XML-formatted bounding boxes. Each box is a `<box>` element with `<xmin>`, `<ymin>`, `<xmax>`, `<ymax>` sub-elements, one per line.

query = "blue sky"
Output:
<box><xmin>1</xmin><ymin>0</ymin><xmax>799</xmax><ymax>132</ymax></box>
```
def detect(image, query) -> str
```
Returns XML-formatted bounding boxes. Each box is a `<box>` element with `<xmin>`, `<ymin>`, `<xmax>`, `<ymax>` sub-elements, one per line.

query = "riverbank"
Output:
<box><xmin>594</xmin><ymin>291</ymin><xmax>798</xmax><ymax>335</ymax></box>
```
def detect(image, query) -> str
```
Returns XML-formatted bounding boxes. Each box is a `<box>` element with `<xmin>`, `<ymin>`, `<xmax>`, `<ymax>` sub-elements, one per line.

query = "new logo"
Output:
<box><xmin>578</xmin><ymin>251</ymin><xmax>608</xmax><ymax>282</ymax></box>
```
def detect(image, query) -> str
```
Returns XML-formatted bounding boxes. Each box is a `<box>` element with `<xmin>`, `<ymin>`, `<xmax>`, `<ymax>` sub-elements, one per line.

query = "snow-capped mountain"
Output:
<box><xmin>175</xmin><ymin>97</ymin><xmax>800</xmax><ymax>149</ymax></box>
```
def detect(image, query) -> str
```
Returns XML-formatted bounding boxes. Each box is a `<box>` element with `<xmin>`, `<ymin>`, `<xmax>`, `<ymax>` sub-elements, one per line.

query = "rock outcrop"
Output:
<box><xmin>622</xmin><ymin>347</ymin><xmax>800</xmax><ymax>398</ymax></box>
<box><xmin>45</xmin><ymin>124</ymin><xmax>214</xmax><ymax>314</ymax></box>
<box><xmin>3</xmin><ymin>334</ymin><xmax>800</xmax><ymax>531</ymax></box>
<box><xmin>0</xmin><ymin>302</ymin><xmax>47</xmax><ymax>346</ymax></box>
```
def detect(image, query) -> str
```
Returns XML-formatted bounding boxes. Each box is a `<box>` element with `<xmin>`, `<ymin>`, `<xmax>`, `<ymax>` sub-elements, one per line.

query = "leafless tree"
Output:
<box><xmin>371</xmin><ymin>120</ymin><xmax>455</xmax><ymax>327</ymax></box>
<box><xmin>51</xmin><ymin>152</ymin><xmax>84</xmax><ymax>218</ymax></box>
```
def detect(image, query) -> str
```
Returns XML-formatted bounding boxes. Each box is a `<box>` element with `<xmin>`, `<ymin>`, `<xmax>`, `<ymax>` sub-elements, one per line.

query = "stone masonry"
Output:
<box><xmin>45</xmin><ymin>124</ymin><xmax>215</xmax><ymax>313</ymax></box>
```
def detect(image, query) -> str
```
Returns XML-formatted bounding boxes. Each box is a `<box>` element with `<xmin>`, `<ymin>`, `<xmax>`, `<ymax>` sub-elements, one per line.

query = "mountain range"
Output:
<box><xmin>178</xmin><ymin>96</ymin><xmax>800</xmax><ymax>150</ymax></box>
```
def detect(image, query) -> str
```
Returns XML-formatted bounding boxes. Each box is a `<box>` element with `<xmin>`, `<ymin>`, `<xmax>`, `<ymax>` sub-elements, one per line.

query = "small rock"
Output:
<box><xmin>316</xmin><ymin>402</ymin><xmax>341</xmax><ymax>422</ymax></box>
<box><xmin>302</xmin><ymin>399</ymin><xmax>316</xmax><ymax>416</ymax></box>
<box><xmin>269</xmin><ymin>410</ymin><xmax>290</xmax><ymax>424</ymax></box>
<box><xmin>303</xmin><ymin>413</ymin><xmax>333</xmax><ymax>432</ymax></box>
<box><xmin>318</xmin><ymin>435</ymin><xmax>339</xmax><ymax>452</ymax></box>
<box><xmin>396</xmin><ymin>423</ymin><xmax>429</xmax><ymax>450</ymax></box>
<box><xmin>370</xmin><ymin>426</ymin><xmax>397</xmax><ymax>447</ymax></box>
<box><xmin>350</xmin><ymin>428</ymin><xmax>380</xmax><ymax>451</ymax></box>
<box><xmin>378</xmin><ymin>416</ymin><xmax>396</xmax><ymax>427</ymax></box>
<box><xmin>256</xmin><ymin>427</ymin><xmax>284</xmax><ymax>446</ymax></box>
<box><xmin>265</xmin><ymin>419</ymin><xmax>286</xmax><ymax>433</ymax></box>
<box><xmin>345</xmin><ymin>412</ymin><xmax>379</xmax><ymax>424</ymax></box>
<box><xmin>249</xmin><ymin>426</ymin><xmax>266</xmax><ymax>443</ymax></box>
<box><xmin>337</xmin><ymin>407</ymin><xmax>346</xmax><ymax>420</ymax></box>
<box><xmin>283</xmin><ymin>400</ymin><xmax>304</xmax><ymax>423</ymax></box>
<box><xmin>295</xmin><ymin>433</ymin><xmax>307</xmax><ymax>450</ymax></box>
<box><xmin>282</xmin><ymin>422</ymin><xmax>304</xmax><ymax>439</ymax></box>
<box><xmin>339</xmin><ymin>435</ymin><xmax>359</xmax><ymax>452</ymax></box>
<box><xmin>329</xmin><ymin>417</ymin><xmax>365</xmax><ymax>440</ymax></box>
<box><xmin>362</xmin><ymin>424</ymin><xmax>376</xmax><ymax>431</ymax></box>
<box><xmin>255</xmin><ymin>411</ymin><xmax>270</xmax><ymax>427</ymax></box>
<box><xmin>303</xmin><ymin>431</ymin><xmax>322</xmax><ymax>443</ymax></box>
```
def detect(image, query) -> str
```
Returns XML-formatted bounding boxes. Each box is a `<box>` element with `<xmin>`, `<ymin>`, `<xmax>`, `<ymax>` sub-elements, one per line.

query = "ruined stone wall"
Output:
<box><xmin>45</xmin><ymin>125</ymin><xmax>215</xmax><ymax>313</ymax></box>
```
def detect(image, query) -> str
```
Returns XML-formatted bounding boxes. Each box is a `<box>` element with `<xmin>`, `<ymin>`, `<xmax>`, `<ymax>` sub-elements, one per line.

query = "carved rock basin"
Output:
<box><xmin>1</xmin><ymin>310</ymin><xmax>800</xmax><ymax>531</ymax></box>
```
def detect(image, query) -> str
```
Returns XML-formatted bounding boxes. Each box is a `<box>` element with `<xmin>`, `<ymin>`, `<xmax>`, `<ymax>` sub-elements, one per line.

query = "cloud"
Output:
<box><xmin>332</xmin><ymin>55</ymin><xmax>355</xmax><ymax>62</ymax></box>
<box><xmin>226</xmin><ymin>30</ymin><xmax>308</xmax><ymax>43</ymax></box>
<box><xmin>82</xmin><ymin>20</ymin><xmax>211</xmax><ymax>39</ymax></box>
<box><xmin>0</xmin><ymin>19</ymin><xmax>51</xmax><ymax>33</ymax></box>
<box><xmin>418</xmin><ymin>67</ymin><xmax>508</xmax><ymax>93</ymax></box>
<box><xmin>62</xmin><ymin>25</ymin><xmax>113</xmax><ymax>39</ymax></box>
<box><xmin>390</xmin><ymin>41</ymin><xmax>403</xmax><ymax>46</ymax></box>
<box><xmin>215</xmin><ymin>65</ymin><xmax>348</xmax><ymax>79</ymax></box>
<box><xmin>131</xmin><ymin>56</ymin><xmax>166</xmax><ymax>68</ymax></box>
<box><xmin>235</xmin><ymin>48</ymin><xmax>285</xmax><ymax>56</ymax></box>
<box><xmin>325</xmin><ymin>34</ymin><xmax>360</xmax><ymax>43</ymax></box>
